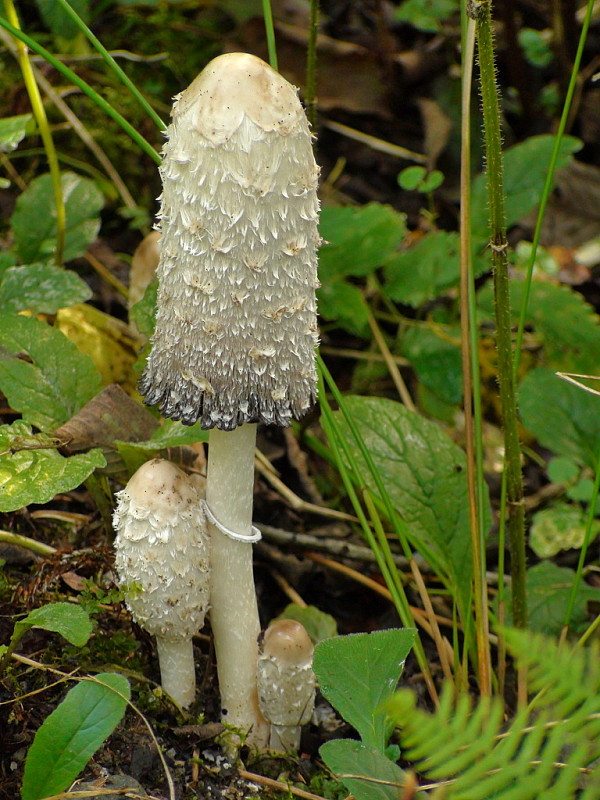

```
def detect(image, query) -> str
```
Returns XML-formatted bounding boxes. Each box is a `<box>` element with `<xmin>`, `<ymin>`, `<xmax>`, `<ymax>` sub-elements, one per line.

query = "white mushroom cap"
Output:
<box><xmin>113</xmin><ymin>458</ymin><xmax>209</xmax><ymax>640</ymax></box>
<box><xmin>139</xmin><ymin>52</ymin><xmax>320</xmax><ymax>430</ymax></box>
<box><xmin>257</xmin><ymin>619</ymin><xmax>316</xmax><ymax>730</ymax></box>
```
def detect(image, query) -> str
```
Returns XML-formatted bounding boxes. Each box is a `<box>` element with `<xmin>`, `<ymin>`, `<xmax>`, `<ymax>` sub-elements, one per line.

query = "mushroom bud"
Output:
<box><xmin>257</xmin><ymin>619</ymin><xmax>316</xmax><ymax>753</ymax></box>
<box><xmin>138</xmin><ymin>52</ymin><xmax>320</xmax><ymax>746</ymax></box>
<box><xmin>113</xmin><ymin>458</ymin><xmax>209</xmax><ymax>709</ymax></box>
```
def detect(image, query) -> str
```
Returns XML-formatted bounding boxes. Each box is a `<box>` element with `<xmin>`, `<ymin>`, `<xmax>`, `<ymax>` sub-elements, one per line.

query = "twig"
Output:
<box><xmin>366</xmin><ymin>310</ymin><xmax>415</xmax><ymax>411</ymax></box>
<box><xmin>255</xmin><ymin>456</ymin><xmax>358</xmax><ymax>522</ymax></box>
<box><xmin>269</xmin><ymin>569</ymin><xmax>308</xmax><ymax>607</ymax></box>
<box><xmin>320</xmin><ymin>345</ymin><xmax>409</xmax><ymax>367</ymax></box>
<box><xmin>322</xmin><ymin>119</ymin><xmax>427</xmax><ymax>163</ymax></box>
<box><xmin>0</xmin><ymin>531</ymin><xmax>56</xmax><ymax>556</ymax></box>
<box><xmin>410</xmin><ymin>558</ymin><xmax>454</xmax><ymax>681</ymax></box>
<box><xmin>84</xmin><ymin>249</ymin><xmax>129</xmax><ymax>298</ymax></box>
<box><xmin>258</xmin><ymin>522</ymin><xmax>414</xmax><ymax>567</ymax></box>
<box><xmin>239</xmin><ymin>769</ymin><xmax>332</xmax><ymax>800</ymax></box>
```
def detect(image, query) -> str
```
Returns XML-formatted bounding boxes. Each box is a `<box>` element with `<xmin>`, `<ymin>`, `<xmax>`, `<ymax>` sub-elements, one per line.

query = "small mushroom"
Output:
<box><xmin>113</xmin><ymin>458</ymin><xmax>209</xmax><ymax>709</ymax></box>
<box><xmin>138</xmin><ymin>52</ymin><xmax>320</xmax><ymax>747</ymax></box>
<box><xmin>257</xmin><ymin>619</ymin><xmax>316</xmax><ymax>753</ymax></box>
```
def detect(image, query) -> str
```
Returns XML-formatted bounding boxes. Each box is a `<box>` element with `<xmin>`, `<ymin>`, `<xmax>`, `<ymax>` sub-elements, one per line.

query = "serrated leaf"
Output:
<box><xmin>21</xmin><ymin>672</ymin><xmax>130</xmax><ymax>800</ymax></box>
<box><xmin>274</xmin><ymin>603</ymin><xmax>337</xmax><ymax>644</ymax></box>
<box><xmin>0</xmin><ymin>315</ymin><xmax>102</xmax><ymax>430</ymax></box>
<box><xmin>11</xmin><ymin>172</ymin><xmax>103</xmax><ymax>264</ymax></box>
<box><xmin>0</xmin><ymin>263</ymin><xmax>91</xmax><ymax>314</ymax></box>
<box><xmin>0</xmin><ymin>421</ymin><xmax>105</xmax><ymax>511</ymax></box>
<box><xmin>479</xmin><ymin>278</ymin><xmax>600</xmax><ymax>374</ymax></box>
<box><xmin>332</xmin><ymin>396</ymin><xmax>488</xmax><ymax>621</ymax></box>
<box><xmin>519</xmin><ymin>368</ymin><xmax>600</xmax><ymax>470</ymax></box>
<box><xmin>319</xmin><ymin>204</ymin><xmax>407</xmax><ymax>279</ymax></box>
<box><xmin>319</xmin><ymin>739</ymin><xmax>408</xmax><ymax>800</ymax></box>
<box><xmin>313</xmin><ymin>628</ymin><xmax>416</xmax><ymax>751</ymax></box>
<box><xmin>13</xmin><ymin>603</ymin><xmax>92</xmax><ymax>647</ymax></box>
<box><xmin>401</xmin><ymin>324</ymin><xmax>462</xmax><ymax>403</ymax></box>
<box><xmin>471</xmin><ymin>135</ymin><xmax>581</xmax><ymax>237</ymax></box>
<box><xmin>504</xmin><ymin>562</ymin><xmax>600</xmax><ymax>635</ymax></box>
<box><xmin>0</xmin><ymin>113</ymin><xmax>33</xmax><ymax>153</ymax></box>
<box><xmin>382</xmin><ymin>231</ymin><xmax>460</xmax><ymax>307</ymax></box>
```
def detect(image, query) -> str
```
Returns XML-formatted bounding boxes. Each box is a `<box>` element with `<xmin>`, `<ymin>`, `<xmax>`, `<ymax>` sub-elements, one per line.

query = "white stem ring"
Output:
<box><xmin>202</xmin><ymin>500</ymin><xmax>262</xmax><ymax>543</ymax></box>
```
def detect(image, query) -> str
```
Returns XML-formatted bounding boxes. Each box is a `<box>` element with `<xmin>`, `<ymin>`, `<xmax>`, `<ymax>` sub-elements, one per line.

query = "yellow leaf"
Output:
<box><xmin>56</xmin><ymin>305</ymin><xmax>143</xmax><ymax>394</ymax></box>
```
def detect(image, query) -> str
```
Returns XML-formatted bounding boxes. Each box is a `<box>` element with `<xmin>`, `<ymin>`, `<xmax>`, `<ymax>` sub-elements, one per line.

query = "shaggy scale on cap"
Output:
<box><xmin>139</xmin><ymin>53</ymin><xmax>320</xmax><ymax>430</ymax></box>
<box><xmin>113</xmin><ymin>459</ymin><xmax>209</xmax><ymax>640</ymax></box>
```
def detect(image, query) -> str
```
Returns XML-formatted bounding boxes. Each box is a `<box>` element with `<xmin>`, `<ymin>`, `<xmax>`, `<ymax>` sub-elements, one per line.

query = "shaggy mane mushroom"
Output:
<box><xmin>138</xmin><ymin>52</ymin><xmax>320</xmax><ymax>749</ymax></box>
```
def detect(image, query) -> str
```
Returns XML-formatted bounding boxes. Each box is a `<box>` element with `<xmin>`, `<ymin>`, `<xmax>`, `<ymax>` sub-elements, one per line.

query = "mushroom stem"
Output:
<box><xmin>206</xmin><ymin>423</ymin><xmax>269</xmax><ymax>747</ymax></box>
<box><xmin>155</xmin><ymin>636</ymin><xmax>196</xmax><ymax>709</ymax></box>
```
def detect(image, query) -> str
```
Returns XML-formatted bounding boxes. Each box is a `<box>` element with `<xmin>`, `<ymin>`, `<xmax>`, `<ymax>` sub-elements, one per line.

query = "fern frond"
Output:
<box><xmin>388</xmin><ymin>629</ymin><xmax>600</xmax><ymax>799</ymax></box>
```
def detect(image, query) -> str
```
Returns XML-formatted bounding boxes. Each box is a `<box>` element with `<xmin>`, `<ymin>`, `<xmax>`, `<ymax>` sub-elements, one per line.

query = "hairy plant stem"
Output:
<box><xmin>3</xmin><ymin>0</ymin><xmax>65</xmax><ymax>265</ymax></box>
<box><xmin>473</xmin><ymin>2</ymin><xmax>527</xmax><ymax>630</ymax></box>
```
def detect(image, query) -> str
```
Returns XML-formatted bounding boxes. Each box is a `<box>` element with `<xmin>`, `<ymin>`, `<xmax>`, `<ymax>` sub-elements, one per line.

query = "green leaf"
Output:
<box><xmin>0</xmin><ymin>264</ymin><xmax>91</xmax><ymax>314</ymax></box>
<box><xmin>519</xmin><ymin>28</ymin><xmax>553</xmax><ymax>68</ymax></box>
<box><xmin>519</xmin><ymin>368</ymin><xmax>600</xmax><ymax>470</ymax></box>
<box><xmin>0</xmin><ymin>315</ymin><xmax>102</xmax><ymax>430</ymax></box>
<box><xmin>13</xmin><ymin>603</ymin><xmax>92</xmax><ymax>647</ymax></box>
<box><xmin>114</xmin><ymin>418</ymin><xmax>209</xmax><ymax>473</ymax></box>
<box><xmin>0</xmin><ymin>113</ymin><xmax>33</xmax><ymax>153</ymax></box>
<box><xmin>0</xmin><ymin>421</ymin><xmax>105</xmax><ymax>512</ymax></box>
<box><xmin>504</xmin><ymin>562</ymin><xmax>600</xmax><ymax>635</ymax></box>
<box><xmin>398</xmin><ymin>166</ymin><xmax>443</xmax><ymax>193</ymax></box>
<box><xmin>317</xmin><ymin>277</ymin><xmax>370</xmax><ymax>337</ymax></box>
<box><xmin>479</xmin><ymin>279</ymin><xmax>600</xmax><ymax>375</ymax></box>
<box><xmin>0</xmin><ymin>251</ymin><xmax>17</xmax><ymax>280</ymax></box>
<box><xmin>319</xmin><ymin>204</ymin><xmax>407</xmax><ymax>279</ymax></box>
<box><xmin>313</xmin><ymin>628</ymin><xmax>416</xmax><ymax>751</ymax></box>
<box><xmin>401</xmin><ymin>325</ymin><xmax>462</xmax><ymax>404</ymax></box>
<box><xmin>333</xmin><ymin>396</ymin><xmax>488</xmax><ymax>621</ymax></box>
<box><xmin>398</xmin><ymin>166</ymin><xmax>427</xmax><ymax>191</ymax></box>
<box><xmin>529</xmin><ymin>502</ymin><xmax>599</xmax><ymax>558</ymax></box>
<box><xmin>471</xmin><ymin>135</ymin><xmax>581</xmax><ymax>237</ymax></box>
<box><xmin>129</xmin><ymin>277</ymin><xmax>157</xmax><ymax>340</ymax></box>
<box><xmin>393</xmin><ymin>0</ymin><xmax>459</xmax><ymax>33</ymax></box>
<box><xmin>319</xmin><ymin>739</ymin><xmax>408</xmax><ymax>800</ymax></box>
<box><xmin>547</xmin><ymin>456</ymin><xmax>580</xmax><ymax>485</ymax></box>
<box><xmin>11</xmin><ymin>172</ymin><xmax>103</xmax><ymax>264</ymax></box>
<box><xmin>567</xmin><ymin>478</ymin><xmax>596</xmax><ymax>503</ymax></box>
<box><xmin>34</xmin><ymin>0</ymin><xmax>90</xmax><ymax>40</ymax></box>
<box><xmin>21</xmin><ymin>672</ymin><xmax>130</xmax><ymax>800</ymax></box>
<box><xmin>382</xmin><ymin>231</ymin><xmax>460</xmax><ymax>307</ymax></box>
<box><xmin>274</xmin><ymin>603</ymin><xmax>338</xmax><ymax>644</ymax></box>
